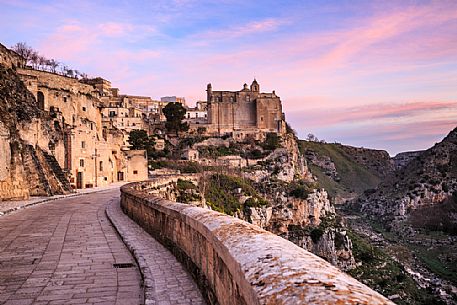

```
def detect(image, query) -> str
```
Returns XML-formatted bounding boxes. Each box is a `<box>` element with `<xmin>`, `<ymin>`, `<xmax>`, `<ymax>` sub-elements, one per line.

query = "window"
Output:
<box><xmin>133</xmin><ymin>170</ymin><xmax>138</xmax><ymax>175</ymax></box>
<box><xmin>37</xmin><ymin>91</ymin><xmax>45</xmax><ymax>110</ymax></box>
<box><xmin>80</xmin><ymin>159</ymin><xmax>85</xmax><ymax>167</ymax></box>
<box><xmin>246</xmin><ymin>96</ymin><xmax>250</xmax><ymax>102</ymax></box>
<box><xmin>63</xmin><ymin>97</ymin><xmax>67</xmax><ymax>103</ymax></box>
<box><xmin>109</xmin><ymin>111</ymin><xmax>116</xmax><ymax>117</ymax></box>
<box><xmin>81</xmin><ymin>141</ymin><xmax>86</xmax><ymax>149</ymax></box>
<box><xmin>99</xmin><ymin>161</ymin><xmax>103</xmax><ymax>171</ymax></box>
<box><xmin>82</xmin><ymin>107</ymin><xmax>86</xmax><ymax>111</ymax></box>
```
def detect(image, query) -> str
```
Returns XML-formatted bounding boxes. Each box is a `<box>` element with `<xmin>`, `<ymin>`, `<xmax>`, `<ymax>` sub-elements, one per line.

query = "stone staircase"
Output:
<box><xmin>24</xmin><ymin>144</ymin><xmax>52</xmax><ymax>196</ymax></box>
<box><xmin>41</xmin><ymin>150</ymin><xmax>73</xmax><ymax>193</ymax></box>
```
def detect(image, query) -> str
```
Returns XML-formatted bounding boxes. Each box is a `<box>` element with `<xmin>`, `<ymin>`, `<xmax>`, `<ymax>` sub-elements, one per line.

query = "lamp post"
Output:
<box><xmin>92</xmin><ymin>148</ymin><xmax>100</xmax><ymax>187</ymax></box>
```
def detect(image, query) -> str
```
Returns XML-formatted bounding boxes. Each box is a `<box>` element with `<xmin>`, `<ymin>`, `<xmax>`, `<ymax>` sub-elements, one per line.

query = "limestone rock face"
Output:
<box><xmin>0</xmin><ymin>64</ymin><xmax>71</xmax><ymax>200</ymax></box>
<box><xmin>242</xmin><ymin>186</ymin><xmax>355</xmax><ymax>270</ymax></box>
<box><xmin>265</xmin><ymin>189</ymin><xmax>334</xmax><ymax>234</ymax></box>
<box><xmin>284</xmin><ymin>227</ymin><xmax>356</xmax><ymax>271</ymax></box>
<box><xmin>359</xmin><ymin>127</ymin><xmax>457</xmax><ymax>220</ymax></box>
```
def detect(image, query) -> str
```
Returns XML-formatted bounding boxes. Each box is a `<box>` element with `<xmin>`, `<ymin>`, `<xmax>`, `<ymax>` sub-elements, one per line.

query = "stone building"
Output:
<box><xmin>184</xmin><ymin>101</ymin><xmax>208</xmax><ymax>124</ymax></box>
<box><xmin>15</xmin><ymin>68</ymin><xmax>148</xmax><ymax>189</ymax></box>
<box><xmin>161</xmin><ymin>96</ymin><xmax>186</xmax><ymax>106</ymax></box>
<box><xmin>206</xmin><ymin>80</ymin><xmax>286</xmax><ymax>137</ymax></box>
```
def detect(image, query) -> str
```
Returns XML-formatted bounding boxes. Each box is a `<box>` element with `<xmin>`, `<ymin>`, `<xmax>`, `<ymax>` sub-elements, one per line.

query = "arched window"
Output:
<box><xmin>37</xmin><ymin>91</ymin><xmax>45</xmax><ymax>110</ymax></box>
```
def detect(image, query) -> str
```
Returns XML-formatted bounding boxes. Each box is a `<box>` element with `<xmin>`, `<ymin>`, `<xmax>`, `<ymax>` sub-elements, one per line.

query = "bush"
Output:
<box><xmin>177</xmin><ymin>179</ymin><xmax>197</xmax><ymax>190</ymax></box>
<box><xmin>261</xmin><ymin>133</ymin><xmax>281</xmax><ymax>150</ymax></box>
<box><xmin>310</xmin><ymin>227</ymin><xmax>324</xmax><ymax>243</ymax></box>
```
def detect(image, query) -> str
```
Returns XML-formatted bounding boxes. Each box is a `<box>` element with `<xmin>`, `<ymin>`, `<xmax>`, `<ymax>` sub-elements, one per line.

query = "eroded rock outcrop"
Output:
<box><xmin>0</xmin><ymin>64</ymin><xmax>71</xmax><ymax>200</ymax></box>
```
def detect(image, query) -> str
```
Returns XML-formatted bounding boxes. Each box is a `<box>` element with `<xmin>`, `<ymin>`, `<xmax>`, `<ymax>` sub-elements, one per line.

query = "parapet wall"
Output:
<box><xmin>121</xmin><ymin>179</ymin><xmax>393</xmax><ymax>305</ymax></box>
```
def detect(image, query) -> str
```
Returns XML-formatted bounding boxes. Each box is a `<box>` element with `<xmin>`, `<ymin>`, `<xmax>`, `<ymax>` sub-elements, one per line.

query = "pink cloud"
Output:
<box><xmin>288</xmin><ymin>101</ymin><xmax>457</xmax><ymax>128</ymax></box>
<box><xmin>194</xmin><ymin>18</ymin><xmax>284</xmax><ymax>42</ymax></box>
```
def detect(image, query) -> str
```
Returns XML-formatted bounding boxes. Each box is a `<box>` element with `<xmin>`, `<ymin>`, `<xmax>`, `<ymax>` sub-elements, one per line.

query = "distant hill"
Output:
<box><xmin>392</xmin><ymin>150</ymin><xmax>425</xmax><ymax>170</ymax></box>
<box><xmin>359</xmin><ymin>127</ymin><xmax>457</xmax><ymax>221</ymax></box>
<box><xmin>298</xmin><ymin>141</ymin><xmax>394</xmax><ymax>202</ymax></box>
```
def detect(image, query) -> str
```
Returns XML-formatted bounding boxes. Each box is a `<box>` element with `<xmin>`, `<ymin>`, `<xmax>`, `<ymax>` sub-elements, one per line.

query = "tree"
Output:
<box><xmin>306</xmin><ymin>133</ymin><xmax>319</xmax><ymax>142</ymax></box>
<box><xmin>11</xmin><ymin>42</ymin><xmax>34</xmax><ymax>65</ymax></box>
<box><xmin>162</xmin><ymin>102</ymin><xmax>189</xmax><ymax>135</ymax></box>
<box><xmin>48</xmin><ymin>59</ymin><xmax>59</xmax><ymax>73</ymax></box>
<box><xmin>262</xmin><ymin>132</ymin><xmax>281</xmax><ymax>150</ymax></box>
<box><xmin>128</xmin><ymin>130</ymin><xmax>155</xmax><ymax>155</ymax></box>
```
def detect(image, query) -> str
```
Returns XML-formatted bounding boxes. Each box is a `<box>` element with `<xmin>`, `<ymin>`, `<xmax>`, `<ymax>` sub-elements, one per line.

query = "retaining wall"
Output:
<box><xmin>120</xmin><ymin>179</ymin><xmax>392</xmax><ymax>305</ymax></box>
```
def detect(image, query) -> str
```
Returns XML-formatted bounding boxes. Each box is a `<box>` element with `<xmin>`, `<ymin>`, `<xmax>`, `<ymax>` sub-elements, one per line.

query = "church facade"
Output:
<box><xmin>206</xmin><ymin>80</ymin><xmax>286</xmax><ymax>137</ymax></box>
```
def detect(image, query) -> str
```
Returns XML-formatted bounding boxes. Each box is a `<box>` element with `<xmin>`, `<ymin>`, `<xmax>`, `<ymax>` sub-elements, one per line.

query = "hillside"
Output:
<box><xmin>298</xmin><ymin>141</ymin><xmax>393</xmax><ymax>202</ymax></box>
<box><xmin>359</xmin><ymin>127</ymin><xmax>457</xmax><ymax>220</ymax></box>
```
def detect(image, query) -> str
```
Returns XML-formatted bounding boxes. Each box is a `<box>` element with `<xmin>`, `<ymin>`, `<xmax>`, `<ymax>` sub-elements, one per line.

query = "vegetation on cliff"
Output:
<box><xmin>298</xmin><ymin>140</ymin><xmax>385</xmax><ymax>200</ymax></box>
<box><xmin>204</xmin><ymin>174</ymin><xmax>268</xmax><ymax>215</ymax></box>
<box><xmin>347</xmin><ymin>230</ymin><xmax>441</xmax><ymax>305</ymax></box>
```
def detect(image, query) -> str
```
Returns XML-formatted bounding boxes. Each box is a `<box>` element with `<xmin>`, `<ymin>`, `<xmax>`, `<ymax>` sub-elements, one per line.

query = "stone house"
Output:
<box><xmin>181</xmin><ymin>149</ymin><xmax>199</xmax><ymax>161</ymax></box>
<box><xmin>15</xmin><ymin>69</ymin><xmax>147</xmax><ymax>190</ymax></box>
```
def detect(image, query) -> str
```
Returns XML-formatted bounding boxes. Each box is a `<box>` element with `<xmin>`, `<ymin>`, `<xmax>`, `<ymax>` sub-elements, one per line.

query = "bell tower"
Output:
<box><xmin>206</xmin><ymin>83</ymin><xmax>212</xmax><ymax>102</ymax></box>
<box><xmin>250</xmin><ymin>79</ymin><xmax>259</xmax><ymax>92</ymax></box>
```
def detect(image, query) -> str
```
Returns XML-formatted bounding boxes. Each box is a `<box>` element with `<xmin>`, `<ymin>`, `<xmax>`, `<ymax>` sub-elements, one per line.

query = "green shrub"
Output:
<box><xmin>310</xmin><ymin>227</ymin><xmax>324</xmax><ymax>243</ymax></box>
<box><xmin>176</xmin><ymin>179</ymin><xmax>197</xmax><ymax>190</ymax></box>
<box><xmin>261</xmin><ymin>133</ymin><xmax>281</xmax><ymax>150</ymax></box>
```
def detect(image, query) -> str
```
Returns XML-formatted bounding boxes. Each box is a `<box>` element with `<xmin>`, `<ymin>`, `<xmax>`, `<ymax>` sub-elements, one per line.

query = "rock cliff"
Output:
<box><xmin>0</xmin><ymin>64</ymin><xmax>71</xmax><ymax>200</ymax></box>
<box><xmin>358</xmin><ymin>127</ymin><xmax>457</xmax><ymax>221</ymax></box>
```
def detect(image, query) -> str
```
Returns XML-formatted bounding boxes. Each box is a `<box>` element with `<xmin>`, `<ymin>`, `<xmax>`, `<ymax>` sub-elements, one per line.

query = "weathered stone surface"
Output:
<box><xmin>106</xmin><ymin>197</ymin><xmax>205</xmax><ymax>305</ymax></box>
<box><xmin>121</xmin><ymin>180</ymin><xmax>393</xmax><ymax>305</ymax></box>
<box><xmin>0</xmin><ymin>189</ymin><xmax>142</xmax><ymax>305</ymax></box>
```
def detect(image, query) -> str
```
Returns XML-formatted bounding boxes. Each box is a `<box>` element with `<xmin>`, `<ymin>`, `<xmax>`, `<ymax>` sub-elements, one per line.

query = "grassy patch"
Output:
<box><xmin>299</xmin><ymin>141</ymin><xmax>381</xmax><ymax>198</ymax></box>
<box><xmin>348</xmin><ymin>230</ymin><xmax>441</xmax><ymax>305</ymax></box>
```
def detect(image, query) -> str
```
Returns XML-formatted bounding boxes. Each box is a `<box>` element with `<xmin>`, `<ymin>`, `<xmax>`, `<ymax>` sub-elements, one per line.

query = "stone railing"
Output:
<box><xmin>121</xmin><ymin>179</ymin><xmax>393</xmax><ymax>305</ymax></box>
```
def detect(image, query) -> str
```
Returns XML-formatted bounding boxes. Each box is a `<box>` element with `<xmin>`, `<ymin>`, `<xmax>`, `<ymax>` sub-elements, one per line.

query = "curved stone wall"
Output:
<box><xmin>121</xmin><ymin>179</ymin><xmax>393</xmax><ymax>305</ymax></box>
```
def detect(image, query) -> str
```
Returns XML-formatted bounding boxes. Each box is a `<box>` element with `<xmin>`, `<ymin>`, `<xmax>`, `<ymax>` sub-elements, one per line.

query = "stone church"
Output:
<box><xmin>206</xmin><ymin>80</ymin><xmax>286</xmax><ymax>137</ymax></box>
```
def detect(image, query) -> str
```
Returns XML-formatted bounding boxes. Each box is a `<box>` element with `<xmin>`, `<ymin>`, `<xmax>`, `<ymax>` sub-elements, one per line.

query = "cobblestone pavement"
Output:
<box><xmin>0</xmin><ymin>183</ymin><xmax>127</xmax><ymax>216</ymax></box>
<box><xmin>0</xmin><ymin>189</ymin><xmax>142</xmax><ymax>305</ymax></box>
<box><xmin>106</xmin><ymin>199</ymin><xmax>206</xmax><ymax>305</ymax></box>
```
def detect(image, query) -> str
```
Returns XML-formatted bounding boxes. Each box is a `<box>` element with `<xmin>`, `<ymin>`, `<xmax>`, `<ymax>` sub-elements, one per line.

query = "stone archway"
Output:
<box><xmin>37</xmin><ymin>91</ymin><xmax>45</xmax><ymax>110</ymax></box>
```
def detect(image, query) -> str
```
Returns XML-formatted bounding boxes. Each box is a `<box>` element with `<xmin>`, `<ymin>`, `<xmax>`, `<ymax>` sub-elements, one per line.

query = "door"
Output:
<box><xmin>76</xmin><ymin>172</ymin><xmax>83</xmax><ymax>189</ymax></box>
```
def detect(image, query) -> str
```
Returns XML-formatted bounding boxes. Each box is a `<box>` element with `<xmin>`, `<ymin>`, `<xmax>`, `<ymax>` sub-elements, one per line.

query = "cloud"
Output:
<box><xmin>194</xmin><ymin>18</ymin><xmax>284</xmax><ymax>42</ymax></box>
<box><xmin>288</xmin><ymin>101</ymin><xmax>457</xmax><ymax>128</ymax></box>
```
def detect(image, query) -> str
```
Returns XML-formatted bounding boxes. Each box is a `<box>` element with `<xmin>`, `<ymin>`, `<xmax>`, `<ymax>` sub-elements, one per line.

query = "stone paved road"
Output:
<box><xmin>0</xmin><ymin>189</ymin><xmax>142</xmax><ymax>305</ymax></box>
<box><xmin>106</xmin><ymin>199</ymin><xmax>205</xmax><ymax>305</ymax></box>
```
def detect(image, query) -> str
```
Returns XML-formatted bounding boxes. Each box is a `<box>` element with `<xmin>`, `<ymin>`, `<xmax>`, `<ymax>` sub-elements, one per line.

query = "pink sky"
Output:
<box><xmin>1</xmin><ymin>0</ymin><xmax>456</xmax><ymax>154</ymax></box>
